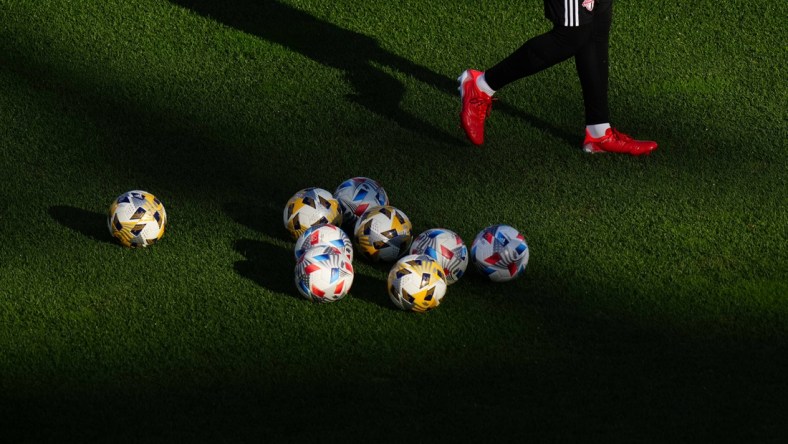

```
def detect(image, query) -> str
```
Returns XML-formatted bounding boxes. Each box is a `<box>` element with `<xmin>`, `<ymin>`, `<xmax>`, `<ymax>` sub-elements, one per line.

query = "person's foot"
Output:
<box><xmin>458</xmin><ymin>69</ymin><xmax>493</xmax><ymax>146</ymax></box>
<box><xmin>582</xmin><ymin>128</ymin><xmax>658</xmax><ymax>156</ymax></box>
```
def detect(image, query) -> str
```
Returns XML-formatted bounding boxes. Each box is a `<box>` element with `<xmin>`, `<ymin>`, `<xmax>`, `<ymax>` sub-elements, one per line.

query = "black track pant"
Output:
<box><xmin>483</xmin><ymin>1</ymin><xmax>613</xmax><ymax>125</ymax></box>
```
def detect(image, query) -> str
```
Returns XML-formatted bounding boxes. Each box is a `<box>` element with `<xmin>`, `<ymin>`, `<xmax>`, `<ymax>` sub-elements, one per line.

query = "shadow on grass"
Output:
<box><xmin>224</xmin><ymin>202</ymin><xmax>287</xmax><ymax>242</ymax></box>
<box><xmin>233</xmin><ymin>238</ymin><xmax>296</xmax><ymax>297</ymax></box>
<box><xmin>168</xmin><ymin>0</ymin><xmax>578</xmax><ymax>148</ymax></box>
<box><xmin>2</xmin><ymin>311</ymin><xmax>786</xmax><ymax>442</ymax></box>
<box><xmin>224</xmin><ymin>200</ymin><xmax>394</xmax><ymax>308</ymax></box>
<box><xmin>48</xmin><ymin>205</ymin><xmax>112</xmax><ymax>244</ymax></box>
<box><xmin>345</xmin><ymin>267</ymin><xmax>394</xmax><ymax>310</ymax></box>
<box><xmin>232</xmin><ymin>237</ymin><xmax>394</xmax><ymax>309</ymax></box>
<box><xmin>171</xmin><ymin>0</ymin><xmax>463</xmax><ymax>146</ymax></box>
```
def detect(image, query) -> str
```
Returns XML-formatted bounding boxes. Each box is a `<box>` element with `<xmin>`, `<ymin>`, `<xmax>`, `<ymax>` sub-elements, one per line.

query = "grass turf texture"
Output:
<box><xmin>1</xmin><ymin>0</ymin><xmax>786</xmax><ymax>440</ymax></box>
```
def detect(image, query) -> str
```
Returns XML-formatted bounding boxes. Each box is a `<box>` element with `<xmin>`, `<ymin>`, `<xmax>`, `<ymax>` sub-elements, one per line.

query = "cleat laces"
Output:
<box><xmin>469</xmin><ymin>96</ymin><xmax>495</xmax><ymax>121</ymax></box>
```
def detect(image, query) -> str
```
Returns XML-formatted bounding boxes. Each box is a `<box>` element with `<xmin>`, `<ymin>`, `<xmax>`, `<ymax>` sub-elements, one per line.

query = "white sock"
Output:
<box><xmin>586</xmin><ymin>123</ymin><xmax>611</xmax><ymax>138</ymax></box>
<box><xmin>476</xmin><ymin>73</ymin><xmax>496</xmax><ymax>96</ymax></box>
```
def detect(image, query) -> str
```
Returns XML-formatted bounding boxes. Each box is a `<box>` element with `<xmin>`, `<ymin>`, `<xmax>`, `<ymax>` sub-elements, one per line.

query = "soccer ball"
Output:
<box><xmin>294</xmin><ymin>246</ymin><xmax>354</xmax><ymax>303</ymax></box>
<box><xmin>353</xmin><ymin>205</ymin><xmax>412</xmax><ymax>262</ymax></box>
<box><xmin>283</xmin><ymin>187</ymin><xmax>342</xmax><ymax>240</ymax></box>
<box><xmin>387</xmin><ymin>254</ymin><xmax>447</xmax><ymax>312</ymax></box>
<box><xmin>333</xmin><ymin>177</ymin><xmax>389</xmax><ymax>227</ymax></box>
<box><xmin>294</xmin><ymin>223</ymin><xmax>353</xmax><ymax>262</ymax></box>
<box><xmin>107</xmin><ymin>190</ymin><xmax>167</xmax><ymax>248</ymax></box>
<box><xmin>471</xmin><ymin>224</ymin><xmax>529</xmax><ymax>282</ymax></box>
<box><xmin>410</xmin><ymin>228</ymin><xmax>469</xmax><ymax>285</ymax></box>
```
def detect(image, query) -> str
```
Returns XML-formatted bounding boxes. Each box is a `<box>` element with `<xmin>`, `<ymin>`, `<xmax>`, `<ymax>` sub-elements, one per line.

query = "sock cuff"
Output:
<box><xmin>586</xmin><ymin>123</ymin><xmax>611</xmax><ymax>138</ymax></box>
<box><xmin>476</xmin><ymin>73</ymin><xmax>496</xmax><ymax>96</ymax></box>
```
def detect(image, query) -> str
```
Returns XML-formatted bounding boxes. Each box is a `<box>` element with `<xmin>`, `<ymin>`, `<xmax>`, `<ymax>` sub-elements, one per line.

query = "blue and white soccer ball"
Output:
<box><xmin>353</xmin><ymin>205</ymin><xmax>412</xmax><ymax>262</ymax></box>
<box><xmin>409</xmin><ymin>228</ymin><xmax>469</xmax><ymax>285</ymax></box>
<box><xmin>333</xmin><ymin>177</ymin><xmax>389</xmax><ymax>227</ymax></box>
<box><xmin>294</xmin><ymin>246</ymin><xmax>355</xmax><ymax>303</ymax></box>
<box><xmin>294</xmin><ymin>223</ymin><xmax>354</xmax><ymax>262</ymax></box>
<box><xmin>471</xmin><ymin>224</ymin><xmax>529</xmax><ymax>282</ymax></box>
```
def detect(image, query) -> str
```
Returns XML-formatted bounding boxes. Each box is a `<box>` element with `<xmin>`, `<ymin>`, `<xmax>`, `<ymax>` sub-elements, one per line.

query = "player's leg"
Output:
<box><xmin>458</xmin><ymin>2</ymin><xmax>593</xmax><ymax>146</ymax></box>
<box><xmin>482</xmin><ymin>25</ymin><xmax>592</xmax><ymax>91</ymax></box>
<box><xmin>575</xmin><ymin>0</ymin><xmax>611</xmax><ymax>132</ymax></box>
<box><xmin>482</xmin><ymin>0</ymin><xmax>595</xmax><ymax>90</ymax></box>
<box><xmin>576</xmin><ymin>0</ymin><xmax>658</xmax><ymax>155</ymax></box>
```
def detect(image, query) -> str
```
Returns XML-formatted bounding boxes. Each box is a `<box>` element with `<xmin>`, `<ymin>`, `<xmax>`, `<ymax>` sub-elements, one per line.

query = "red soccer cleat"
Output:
<box><xmin>458</xmin><ymin>69</ymin><xmax>493</xmax><ymax>146</ymax></box>
<box><xmin>582</xmin><ymin>128</ymin><xmax>658</xmax><ymax>156</ymax></box>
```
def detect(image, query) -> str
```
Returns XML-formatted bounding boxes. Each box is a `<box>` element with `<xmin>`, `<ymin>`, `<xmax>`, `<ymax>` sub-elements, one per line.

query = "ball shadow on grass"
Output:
<box><xmin>226</xmin><ymin>200</ymin><xmax>395</xmax><ymax>308</ymax></box>
<box><xmin>345</xmin><ymin>268</ymin><xmax>394</xmax><ymax>310</ymax></box>
<box><xmin>48</xmin><ymin>205</ymin><xmax>113</xmax><ymax>244</ymax></box>
<box><xmin>223</xmin><ymin>201</ymin><xmax>287</xmax><ymax>241</ymax></box>
<box><xmin>233</xmin><ymin>237</ymin><xmax>395</xmax><ymax>308</ymax></box>
<box><xmin>233</xmin><ymin>238</ymin><xmax>297</xmax><ymax>298</ymax></box>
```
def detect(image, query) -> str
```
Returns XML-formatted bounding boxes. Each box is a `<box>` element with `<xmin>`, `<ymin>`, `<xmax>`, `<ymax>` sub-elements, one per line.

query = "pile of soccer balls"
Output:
<box><xmin>104</xmin><ymin>180</ymin><xmax>530</xmax><ymax>313</ymax></box>
<box><xmin>283</xmin><ymin>177</ymin><xmax>530</xmax><ymax>312</ymax></box>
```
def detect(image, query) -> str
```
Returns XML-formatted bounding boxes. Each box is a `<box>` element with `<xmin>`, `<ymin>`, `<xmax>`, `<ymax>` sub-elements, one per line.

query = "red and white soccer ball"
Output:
<box><xmin>409</xmin><ymin>228</ymin><xmax>469</xmax><ymax>285</ymax></box>
<box><xmin>333</xmin><ymin>177</ymin><xmax>389</xmax><ymax>227</ymax></box>
<box><xmin>294</xmin><ymin>223</ymin><xmax>353</xmax><ymax>262</ymax></box>
<box><xmin>283</xmin><ymin>187</ymin><xmax>342</xmax><ymax>240</ymax></box>
<box><xmin>294</xmin><ymin>246</ymin><xmax>354</xmax><ymax>303</ymax></box>
<box><xmin>471</xmin><ymin>224</ymin><xmax>529</xmax><ymax>282</ymax></box>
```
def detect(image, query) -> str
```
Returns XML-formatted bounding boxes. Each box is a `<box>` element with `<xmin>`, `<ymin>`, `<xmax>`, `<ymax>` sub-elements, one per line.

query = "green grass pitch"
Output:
<box><xmin>1</xmin><ymin>0</ymin><xmax>786</xmax><ymax>440</ymax></box>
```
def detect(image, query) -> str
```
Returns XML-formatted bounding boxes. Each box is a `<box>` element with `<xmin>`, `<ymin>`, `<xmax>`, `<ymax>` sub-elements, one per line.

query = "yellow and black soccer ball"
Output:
<box><xmin>108</xmin><ymin>190</ymin><xmax>167</xmax><ymax>248</ymax></box>
<box><xmin>353</xmin><ymin>205</ymin><xmax>412</xmax><ymax>262</ymax></box>
<box><xmin>283</xmin><ymin>187</ymin><xmax>342</xmax><ymax>240</ymax></box>
<box><xmin>387</xmin><ymin>254</ymin><xmax>447</xmax><ymax>313</ymax></box>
